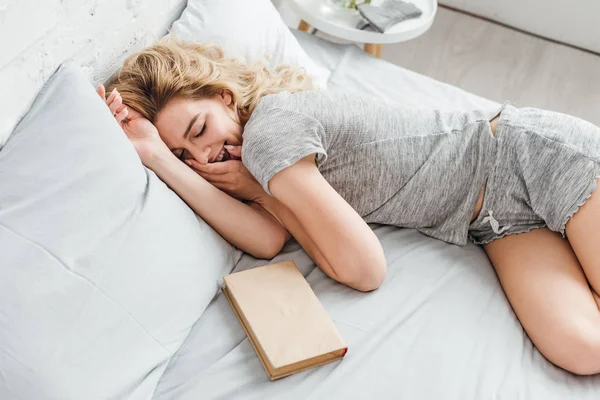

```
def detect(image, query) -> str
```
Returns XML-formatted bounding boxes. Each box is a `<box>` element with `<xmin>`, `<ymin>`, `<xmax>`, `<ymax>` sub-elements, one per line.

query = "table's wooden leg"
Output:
<box><xmin>298</xmin><ymin>20</ymin><xmax>311</xmax><ymax>32</ymax></box>
<box><xmin>364</xmin><ymin>43</ymin><xmax>383</xmax><ymax>58</ymax></box>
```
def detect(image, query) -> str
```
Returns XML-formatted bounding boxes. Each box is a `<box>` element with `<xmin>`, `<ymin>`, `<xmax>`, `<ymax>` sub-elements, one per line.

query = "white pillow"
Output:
<box><xmin>170</xmin><ymin>0</ymin><xmax>330</xmax><ymax>89</ymax></box>
<box><xmin>0</xmin><ymin>64</ymin><xmax>241</xmax><ymax>399</ymax></box>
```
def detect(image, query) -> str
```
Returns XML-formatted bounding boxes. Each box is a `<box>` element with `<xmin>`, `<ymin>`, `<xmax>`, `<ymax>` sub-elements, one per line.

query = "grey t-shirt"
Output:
<box><xmin>242</xmin><ymin>91</ymin><xmax>506</xmax><ymax>245</ymax></box>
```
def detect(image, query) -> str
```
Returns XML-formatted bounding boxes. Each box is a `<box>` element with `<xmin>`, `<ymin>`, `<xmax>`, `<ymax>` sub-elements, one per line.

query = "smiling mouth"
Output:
<box><xmin>213</xmin><ymin>146</ymin><xmax>230</xmax><ymax>163</ymax></box>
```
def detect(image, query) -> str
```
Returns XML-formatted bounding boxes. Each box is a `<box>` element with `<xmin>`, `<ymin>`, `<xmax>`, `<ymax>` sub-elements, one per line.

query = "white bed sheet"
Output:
<box><xmin>152</xmin><ymin>32</ymin><xmax>600</xmax><ymax>399</ymax></box>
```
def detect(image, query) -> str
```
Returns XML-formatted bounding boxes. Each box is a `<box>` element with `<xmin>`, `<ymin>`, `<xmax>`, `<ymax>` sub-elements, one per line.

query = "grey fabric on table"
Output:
<box><xmin>357</xmin><ymin>0</ymin><xmax>423</xmax><ymax>32</ymax></box>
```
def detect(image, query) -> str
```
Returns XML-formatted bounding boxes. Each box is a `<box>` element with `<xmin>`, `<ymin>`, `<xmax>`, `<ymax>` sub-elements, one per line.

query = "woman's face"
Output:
<box><xmin>154</xmin><ymin>90</ymin><xmax>243</xmax><ymax>165</ymax></box>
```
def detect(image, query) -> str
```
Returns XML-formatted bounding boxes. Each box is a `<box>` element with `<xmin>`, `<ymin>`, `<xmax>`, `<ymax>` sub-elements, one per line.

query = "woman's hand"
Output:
<box><xmin>97</xmin><ymin>83</ymin><xmax>168</xmax><ymax>166</ymax></box>
<box><xmin>185</xmin><ymin>145</ymin><xmax>266</xmax><ymax>202</ymax></box>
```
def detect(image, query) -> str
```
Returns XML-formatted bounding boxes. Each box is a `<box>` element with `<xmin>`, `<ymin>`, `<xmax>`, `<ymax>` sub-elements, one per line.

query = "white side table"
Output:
<box><xmin>288</xmin><ymin>0</ymin><xmax>438</xmax><ymax>58</ymax></box>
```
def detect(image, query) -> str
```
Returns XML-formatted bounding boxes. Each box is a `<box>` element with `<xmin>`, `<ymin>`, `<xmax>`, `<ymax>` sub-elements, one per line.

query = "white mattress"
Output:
<box><xmin>152</xmin><ymin>32</ymin><xmax>600</xmax><ymax>399</ymax></box>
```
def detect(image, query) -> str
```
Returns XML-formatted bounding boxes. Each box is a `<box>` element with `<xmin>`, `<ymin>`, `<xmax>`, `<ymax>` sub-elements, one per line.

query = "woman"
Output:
<box><xmin>98</xmin><ymin>38</ymin><xmax>600</xmax><ymax>375</ymax></box>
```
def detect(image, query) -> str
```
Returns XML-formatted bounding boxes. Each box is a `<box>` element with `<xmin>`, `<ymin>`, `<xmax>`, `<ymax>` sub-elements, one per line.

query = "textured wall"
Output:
<box><xmin>0</xmin><ymin>0</ymin><xmax>187</xmax><ymax>146</ymax></box>
<box><xmin>440</xmin><ymin>0</ymin><xmax>600</xmax><ymax>54</ymax></box>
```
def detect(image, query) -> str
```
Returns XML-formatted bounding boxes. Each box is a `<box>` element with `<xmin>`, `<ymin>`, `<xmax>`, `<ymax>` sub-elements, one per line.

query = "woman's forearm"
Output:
<box><xmin>148</xmin><ymin>151</ymin><xmax>287</xmax><ymax>259</ymax></box>
<box><xmin>256</xmin><ymin>194</ymin><xmax>341</xmax><ymax>282</ymax></box>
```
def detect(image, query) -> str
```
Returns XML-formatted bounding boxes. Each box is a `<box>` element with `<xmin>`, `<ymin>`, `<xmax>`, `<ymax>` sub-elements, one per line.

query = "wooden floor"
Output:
<box><xmin>278</xmin><ymin>3</ymin><xmax>600</xmax><ymax>125</ymax></box>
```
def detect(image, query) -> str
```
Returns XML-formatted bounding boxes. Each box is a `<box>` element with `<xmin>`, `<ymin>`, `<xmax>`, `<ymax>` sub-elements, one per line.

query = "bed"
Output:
<box><xmin>151</xmin><ymin>31</ymin><xmax>600</xmax><ymax>399</ymax></box>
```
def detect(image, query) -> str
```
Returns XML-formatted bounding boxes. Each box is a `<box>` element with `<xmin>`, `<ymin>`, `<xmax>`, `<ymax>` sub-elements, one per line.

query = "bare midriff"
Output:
<box><xmin>470</xmin><ymin>116</ymin><xmax>500</xmax><ymax>222</ymax></box>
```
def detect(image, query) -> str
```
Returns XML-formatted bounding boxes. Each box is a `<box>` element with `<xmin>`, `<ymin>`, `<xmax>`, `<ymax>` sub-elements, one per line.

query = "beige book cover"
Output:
<box><xmin>222</xmin><ymin>260</ymin><xmax>348</xmax><ymax>380</ymax></box>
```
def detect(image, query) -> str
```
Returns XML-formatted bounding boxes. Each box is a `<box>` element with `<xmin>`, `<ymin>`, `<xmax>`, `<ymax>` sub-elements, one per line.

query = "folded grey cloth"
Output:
<box><xmin>356</xmin><ymin>0</ymin><xmax>423</xmax><ymax>32</ymax></box>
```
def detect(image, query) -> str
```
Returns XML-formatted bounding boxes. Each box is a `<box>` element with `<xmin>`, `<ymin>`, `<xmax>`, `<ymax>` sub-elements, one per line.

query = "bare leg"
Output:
<box><xmin>484</xmin><ymin>227</ymin><xmax>600</xmax><ymax>375</ymax></box>
<box><xmin>566</xmin><ymin>178</ymin><xmax>600</xmax><ymax>297</ymax></box>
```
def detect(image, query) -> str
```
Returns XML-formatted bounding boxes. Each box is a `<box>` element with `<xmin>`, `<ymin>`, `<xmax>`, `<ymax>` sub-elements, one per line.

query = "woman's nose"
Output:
<box><xmin>184</xmin><ymin>146</ymin><xmax>212</xmax><ymax>165</ymax></box>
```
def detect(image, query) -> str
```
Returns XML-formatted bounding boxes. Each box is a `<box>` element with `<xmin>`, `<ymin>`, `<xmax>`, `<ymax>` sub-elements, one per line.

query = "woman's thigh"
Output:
<box><xmin>566</xmin><ymin>177</ymin><xmax>600</xmax><ymax>296</ymax></box>
<box><xmin>483</xmin><ymin>227</ymin><xmax>600</xmax><ymax>375</ymax></box>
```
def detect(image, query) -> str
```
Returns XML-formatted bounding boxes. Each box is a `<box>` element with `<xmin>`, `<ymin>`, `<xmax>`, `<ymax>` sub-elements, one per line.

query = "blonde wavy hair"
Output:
<box><xmin>109</xmin><ymin>37</ymin><xmax>314</xmax><ymax>125</ymax></box>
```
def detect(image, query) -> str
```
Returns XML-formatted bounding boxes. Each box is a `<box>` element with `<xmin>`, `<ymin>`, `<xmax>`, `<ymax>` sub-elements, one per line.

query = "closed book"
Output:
<box><xmin>222</xmin><ymin>260</ymin><xmax>348</xmax><ymax>380</ymax></box>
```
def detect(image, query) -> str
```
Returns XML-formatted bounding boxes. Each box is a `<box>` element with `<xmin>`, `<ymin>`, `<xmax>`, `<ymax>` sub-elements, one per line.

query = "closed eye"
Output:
<box><xmin>193</xmin><ymin>124</ymin><xmax>206</xmax><ymax>139</ymax></box>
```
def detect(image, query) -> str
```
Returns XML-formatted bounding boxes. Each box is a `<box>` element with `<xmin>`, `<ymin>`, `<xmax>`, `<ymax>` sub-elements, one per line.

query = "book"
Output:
<box><xmin>222</xmin><ymin>260</ymin><xmax>348</xmax><ymax>380</ymax></box>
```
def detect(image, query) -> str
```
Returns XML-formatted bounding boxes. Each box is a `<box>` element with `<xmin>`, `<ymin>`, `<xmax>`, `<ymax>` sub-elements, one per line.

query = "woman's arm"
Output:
<box><xmin>148</xmin><ymin>150</ymin><xmax>288</xmax><ymax>260</ymax></box>
<box><xmin>257</xmin><ymin>154</ymin><xmax>387</xmax><ymax>292</ymax></box>
<box><xmin>256</xmin><ymin>194</ymin><xmax>339</xmax><ymax>280</ymax></box>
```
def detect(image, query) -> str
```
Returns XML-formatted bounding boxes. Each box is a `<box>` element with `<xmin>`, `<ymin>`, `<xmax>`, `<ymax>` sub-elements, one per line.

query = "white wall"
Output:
<box><xmin>0</xmin><ymin>0</ymin><xmax>187</xmax><ymax>146</ymax></box>
<box><xmin>440</xmin><ymin>0</ymin><xmax>600</xmax><ymax>54</ymax></box>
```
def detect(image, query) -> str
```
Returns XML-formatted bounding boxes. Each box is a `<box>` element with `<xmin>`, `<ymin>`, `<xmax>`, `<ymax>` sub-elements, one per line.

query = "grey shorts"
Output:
<box><xmin>468</xmin><ymin>104</ymin><xmax>600</xmax><ymax>245</ymax></box>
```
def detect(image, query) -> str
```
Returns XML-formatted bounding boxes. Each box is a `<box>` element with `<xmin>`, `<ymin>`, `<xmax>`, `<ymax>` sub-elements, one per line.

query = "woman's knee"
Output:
<box><xmin>343</xmin><ymin>263</ymin><xmax>386</xmax><ymax>292</ymax></box>
<box><xmin>548</xmin><ymin>327</ymin><xmax>600</xmax><ymax>375</ymax></box>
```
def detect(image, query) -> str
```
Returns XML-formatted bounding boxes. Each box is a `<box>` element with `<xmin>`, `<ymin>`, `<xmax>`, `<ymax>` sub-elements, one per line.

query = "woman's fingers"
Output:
<box><xmin>97</xmin><ymin>83</ymin><xmax>106</xmax><ymax>100</ymax></box>
<box><xmin>115</xmin><ymin>107</ymin><xmax>129</xmax><ymax>124</ymax></box>
<box><xmin>185</xmin><ymin>160</ymin><xmax>227</xmax><ymax>181</ymax></box>
<box><xmin>108</xmin><ymin>94</ymin><xmax>123</xmax><ymax>115</ymax></box>
<box><xmin>189</xmin><ymin>159</ymin><xmax>232</xmax><ymax>175</ymax></box>
<box><xmin>115</xmin><ymin>104</ymin><xmax>127</xmax><ymax>114</ymax></box>
<box><xmin>225</xmin><ymin>145</ymin><xmax>242</xmax><ymax>159</ymax></box>
<box><xmin>185</xmin><ymin>159</ymin><xmax>204</xmax><ymax>171</ymax></box>
<box><xmin>97</xmin><ymin>85</ymin><xmax>129</xmax><ymax>124</ymax></box>
<box><xmin>106</xmin><ymin>87</ymin><xmax>118</xmax><ymax>104</ymax></box>
<box><xmin>192</xmin><ymin>169</ymin><xmax>227</xmax><ymax>184</ymax></box>
<box><xmin>186</xmin><ymin>159</ymin><xmax>213</xmax><ymax>173</ymax></box>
